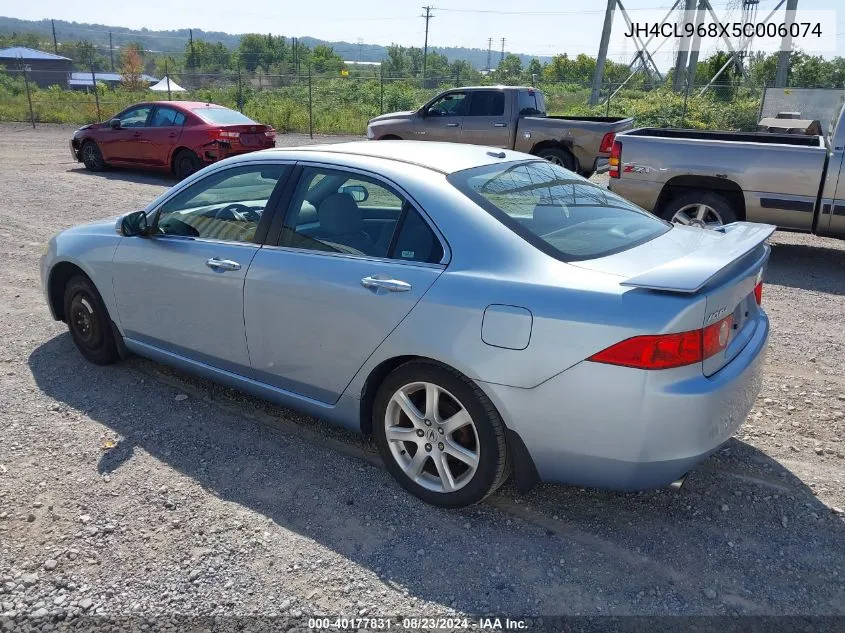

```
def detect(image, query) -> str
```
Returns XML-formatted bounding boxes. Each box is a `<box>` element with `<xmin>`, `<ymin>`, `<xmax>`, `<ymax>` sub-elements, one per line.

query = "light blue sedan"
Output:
<box><xmin>41</xmin><ymin>141</ymin><xmax>772</xmax><ymax>507</ymax></box>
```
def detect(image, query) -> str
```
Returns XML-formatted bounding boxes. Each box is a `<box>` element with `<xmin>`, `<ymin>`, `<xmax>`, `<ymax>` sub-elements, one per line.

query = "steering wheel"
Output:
<box><xmin>214</xmin><ymin>203</ymin><xmax>259</xmax><ymax>223</ymax></box>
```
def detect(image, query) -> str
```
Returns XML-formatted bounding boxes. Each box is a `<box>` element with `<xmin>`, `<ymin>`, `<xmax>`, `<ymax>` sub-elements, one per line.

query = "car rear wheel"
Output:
<box><xmin>661</xmin><ymin>191</ymin><xmax>737</xmax><ymax>229</ymax></box>
<box><xmin>81</xmin><ymin>140</ymin><xmax>105</xmax><ymax>171</ymax></box>
<box><xmin>373</xmin><ymin>361</ymin><xmax>508</xmax><ymax>507</ymax></box>
<box><xmin>173</xmin><ymin>149</ymin><xmax>201</xmax><ymax>180</ymax></box>
<box><xmin>535</xmin><ymin>146</ymin><xmax>576</xmax><ymax>171</ymax></box>
<box><xmin>63</xmin><ymin>275</ymin><xmax>119</xmax><ymax>365</ymax></box>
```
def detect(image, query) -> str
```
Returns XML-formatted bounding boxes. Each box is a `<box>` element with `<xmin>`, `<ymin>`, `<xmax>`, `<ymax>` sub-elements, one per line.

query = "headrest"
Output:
<box><xmin>317</xmin><ymin>193</ymin><xmax>361</xmax><ymax>235</ymax></box>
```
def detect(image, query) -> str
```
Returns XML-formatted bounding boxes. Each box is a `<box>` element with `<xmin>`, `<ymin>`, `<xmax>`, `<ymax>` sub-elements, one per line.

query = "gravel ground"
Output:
<box><xmin>1</xmin><ymin>123</ymin><xmax>844</xmax><ymax>628</ymax></box>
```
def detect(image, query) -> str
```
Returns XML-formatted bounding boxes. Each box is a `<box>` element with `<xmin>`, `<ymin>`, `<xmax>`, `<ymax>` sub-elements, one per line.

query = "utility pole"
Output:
<box><xmin>421</xmin><ymin>5</ymin><xmax>433</xmax><ymax>86</ymax></box>
<box><xmin>590</xmin><ymin>0</ymin><xmax>615</xmax><ymax>105</ymax></box>
<box><xmin>486</xmin><ymin>37</ymin><xmax>492</xmax><ymax>72</ymax></box>
<box><xmin>109</xmin><ymin>32</ymin><xmax>114</xmax><ymax>71</ymax></box>
<box><xmin>500</xmin><ymin>38</ymin><xmax>505</xmax><ymax>65</ymax></box>
<box><xmin>189</xmin><ymin>29</ymin><xmax>195</xmax><ymax>69</ymax></box>
<box><xmin>51</xmin><ymin>19</ymin><xmax>58</xmax><ymax>54</ymax></box>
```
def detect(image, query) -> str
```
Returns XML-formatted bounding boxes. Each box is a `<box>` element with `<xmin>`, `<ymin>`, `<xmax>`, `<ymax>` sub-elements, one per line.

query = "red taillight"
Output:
<box><xmin>599</xmin><ymin>132</ymin><xmax>616</xmax><ymax>154</ymax></box>
<box><xmin>754</xmin><ymin>280</ymin><xmax>763</xmax><ymax>305</ymax></box>
<box><xmin>609</xmin><ymin>140</ymin><xmax>622</xmax><ymax>178</ymax></box>
<box><xmin>214</xmin><ymin>129</ymin><xmax>240</xmax><ymax>140</ymax></box>
<box><xmin>588</xmin><ymin>315</ymin><xmax>733</xmax><ymax>370</ymax></box>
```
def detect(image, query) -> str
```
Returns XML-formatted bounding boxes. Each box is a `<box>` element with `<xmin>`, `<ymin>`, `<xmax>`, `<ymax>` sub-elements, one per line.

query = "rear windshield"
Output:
<box><xmin>518</xmin><ymin>90</ymin><xmax>546</xmax><ymax>116</ymax></box>
<box><xmin>192</xmin><ymin>107</ymin><xmax>255</xmax><ymax>125</ymax></box>
<box><xmin>447</xmin><ymin>160</ymin><xmax>669</xmax><ymax>261</ymax></box>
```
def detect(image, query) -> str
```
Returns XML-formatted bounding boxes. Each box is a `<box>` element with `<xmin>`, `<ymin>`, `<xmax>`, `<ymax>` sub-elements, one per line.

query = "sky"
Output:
<box><xmin>1</xmin><ymin>0</ymin><xmax>842</xmax><ymax>63</ymax></box>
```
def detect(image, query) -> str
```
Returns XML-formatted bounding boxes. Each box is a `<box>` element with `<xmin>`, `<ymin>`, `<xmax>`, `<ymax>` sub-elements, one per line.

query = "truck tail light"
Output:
<box><xmin>599</xmin><ymin>132</ymin><xmax>616</xmax><ymax>154</ymax></box>
<box><xmin>609</xmin><ymin>140</ymin><xmax>622</xmax><ymax>178</ymax></box>
<box><xmin>588</xmin><ymin>315</ymin><xmax>733</xmax><ymax>370</ymax></box>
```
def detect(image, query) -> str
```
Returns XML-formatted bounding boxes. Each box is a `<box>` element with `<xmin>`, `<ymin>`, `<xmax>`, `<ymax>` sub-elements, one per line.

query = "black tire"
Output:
<box><xmin>373</xmin><ymin>360</ymin><xmax>509</xmax><ymax>507</ymax></box>
<box><xmin>535</xmin><ymin>146</ymin><xmax>576</xmax><ymax>171</ymax></box>
<box><xmin>80</xmin><ymin>140</ymin><xmax>105</xmax><ymax>172</ymax></box>
<box><xmin>172</xmin><ymin>149</ymin><xmax>202</xmax><ymax>180</ymax></box>
<box><xmin>660</xmin><ymin>191</ymin><xmax>738</xmax><ymax>228</ymax></box>
<box><xmin>378</xmin><ymin>135</ymin><xmax>401</xmax><ymax>140</ymax></box>
<box><xmin>63</xmin><ymin>275</ymin><xmax>119</xmax><ymax>365</ymax></box>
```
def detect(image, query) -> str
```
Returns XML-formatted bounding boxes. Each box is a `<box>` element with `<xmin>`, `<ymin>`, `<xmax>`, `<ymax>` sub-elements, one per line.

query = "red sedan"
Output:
<box><xmin>70</xmin><ymin>101</ymin><xmax>276</xmax><ymax>180</ymax></box>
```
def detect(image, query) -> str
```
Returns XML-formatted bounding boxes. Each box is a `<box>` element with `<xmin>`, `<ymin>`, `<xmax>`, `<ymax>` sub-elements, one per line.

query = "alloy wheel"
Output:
<box><xmin>671</xmin><ymin>203</ymin><xmax>724</xmax><ymax>229</ymax></box>
<box><xmin>384</xmin><ymin>381</ymin><xmax>480</xmax><ymax>493</ymax></box>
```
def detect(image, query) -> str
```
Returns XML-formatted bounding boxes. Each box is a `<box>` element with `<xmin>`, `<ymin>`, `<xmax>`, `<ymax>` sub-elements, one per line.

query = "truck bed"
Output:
<box><xmin>624</xmin><ymin>127</ymin><xmax>825</xmax><ymax>147</ymax></box>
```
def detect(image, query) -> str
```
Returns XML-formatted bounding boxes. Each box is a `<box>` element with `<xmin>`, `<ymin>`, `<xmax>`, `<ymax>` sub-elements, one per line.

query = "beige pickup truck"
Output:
<box><xmin>366</xmin><ymin>86</ymin><xmax>633</xmax><ymax>178</ymax></box>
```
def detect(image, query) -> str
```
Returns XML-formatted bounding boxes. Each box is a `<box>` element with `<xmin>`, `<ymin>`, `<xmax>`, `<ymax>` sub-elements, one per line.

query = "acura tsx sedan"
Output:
<box><xmin>41</xmin><ymin>141</ymin><xmax>772</xmax><ymax>507</ymax></box>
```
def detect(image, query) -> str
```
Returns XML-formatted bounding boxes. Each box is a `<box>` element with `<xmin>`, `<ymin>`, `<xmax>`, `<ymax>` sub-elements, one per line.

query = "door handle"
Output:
<box><xmin>168</xmin><ymin>133</ymin><xmax>177</xmax><ymax>138</ymax></box>
<box><xmin>445</xmin><ymin>123</ymin><xmax>460</xmax><ymax>128</ymax></box>
<box><xmin>133</xmin><ymin>132</ymin><xmax>141</xmax><ymax>137</ymax></box>
<box><xmin>361</xmin><ymin>276</ymin><xmax>411</xmax><ymax>293</ymax></box>
<box><xmin>493</xmin><ymin>123</ymin><xmax>507</xmax><ymax>128</ymax></box>
<box><xmin>206</xmin><ymin>258</ymin><xmax>241</xmax><ymax>272</ymax></box>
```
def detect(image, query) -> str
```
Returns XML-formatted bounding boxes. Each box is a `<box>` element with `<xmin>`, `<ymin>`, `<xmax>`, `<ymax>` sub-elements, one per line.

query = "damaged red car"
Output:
<box><xmin>70</xmin><ymin>101</ymin><xmax>276</xmax><ymax>180</ymax></box>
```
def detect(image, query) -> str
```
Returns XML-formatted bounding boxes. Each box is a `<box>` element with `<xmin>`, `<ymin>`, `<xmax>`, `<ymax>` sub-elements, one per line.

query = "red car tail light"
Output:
<box><xmin>609</xmin><ymin>140</ymin><xmax>622</xmax><ymax>178</ymax></box>
<box><xmin>588</xmin><ymin>315</ymin><xmax>733</xmax><ymax>370</ymax></box>
<box><xmin>215</xmin><ymin>130</ymin><xmax>241</xmax><ymax>140</ymax></box>
<box><xmin>754</xmin><ymin>280</ymin><xmax>763</xmax><ymax>305</ymax></box>
<box><xmin>599</xmin><ymin>132</ymin><xmax>616</xmax><ymax>154</ymax></box>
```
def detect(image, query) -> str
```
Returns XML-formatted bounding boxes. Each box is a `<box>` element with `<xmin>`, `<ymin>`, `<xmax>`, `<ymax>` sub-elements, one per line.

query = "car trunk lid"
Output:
<box><xmin>571</xmin><ymin>222</ymin><xmax>774</xmax><ymax>376</ymax></box>
<box><xmin>215</xmin><ymin>124</ymin><xmax>275</xmax><ymax>148</ymax></box>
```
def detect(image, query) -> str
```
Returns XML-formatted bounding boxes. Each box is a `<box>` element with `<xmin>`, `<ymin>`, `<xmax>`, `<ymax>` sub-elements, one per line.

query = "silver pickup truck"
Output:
<box><xmin>367</xmin><ymin>86</ymin><xmax>633</xmax><ymax>178</ymax></box>
<box><xmin>608</xmin><ymin>101</ymin><xmax>845</xmax><ymax>239</ymax></box>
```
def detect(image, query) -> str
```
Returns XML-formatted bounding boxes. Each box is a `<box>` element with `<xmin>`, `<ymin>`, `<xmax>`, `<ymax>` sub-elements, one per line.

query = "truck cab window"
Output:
<box><xmin>468</xmin><ymin>91</ymin><xmax>505</xmax><ymax>117</ymax></box>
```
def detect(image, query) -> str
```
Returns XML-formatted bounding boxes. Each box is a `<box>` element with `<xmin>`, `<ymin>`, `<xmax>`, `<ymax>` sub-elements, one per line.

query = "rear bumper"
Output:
<box><xmin>478</xmin><ymin>311</ymin><xmax>769</xmax><ymax>491</ymax></box>
<box><xmin>199</xmin><ymin>141</ymin><xmax>275</xmax><ymax>164</ymax></box>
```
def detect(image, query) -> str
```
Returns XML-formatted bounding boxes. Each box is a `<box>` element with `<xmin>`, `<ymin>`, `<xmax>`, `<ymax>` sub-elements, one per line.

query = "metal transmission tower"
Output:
<box><xmin>421</xmin><ymin>6</ymin><xmax>434</xmax><ymax>85</ymax></box>
<box><xmin>487</xmin><ymin>38</ymin><xmax>493</xmax><ymax>72</ymax></box>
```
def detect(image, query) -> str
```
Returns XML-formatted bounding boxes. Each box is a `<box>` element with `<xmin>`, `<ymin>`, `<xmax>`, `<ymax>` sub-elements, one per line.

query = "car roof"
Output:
<box><xmin>262</xmin><ymin>141</ymin><xmax>531</xmax><ymax>175</ymax></box>
<box><xmin>126</xmin><ymin>101</ymin><xmax>235</xmax><ymax>110</ymax></box>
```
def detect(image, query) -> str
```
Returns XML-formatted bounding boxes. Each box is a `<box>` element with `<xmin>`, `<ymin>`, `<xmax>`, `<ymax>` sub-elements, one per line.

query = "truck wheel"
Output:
<box><xmin>536</xmin><ymin>147</ymin><xmax>576</xmax><ymax>171</ymax></box>
<box><xmin>661</xmin><ymin>191</ymin><xmax>737</xmax><ymax>229</ymax></box>
<box><xmin>378</xmin><ymin>135</ymin><xmax>401</xmax><ymax>140</ymax></box>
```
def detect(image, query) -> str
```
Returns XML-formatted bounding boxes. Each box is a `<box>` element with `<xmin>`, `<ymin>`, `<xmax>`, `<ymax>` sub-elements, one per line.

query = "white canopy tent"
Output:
<box><xmin>149</xmin><ymin>76</ymin><xmax>186</xmax><ymax>92</ymax></box>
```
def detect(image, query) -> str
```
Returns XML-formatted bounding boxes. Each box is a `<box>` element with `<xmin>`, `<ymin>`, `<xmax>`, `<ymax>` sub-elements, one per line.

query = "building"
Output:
<box><xmin>0</xmin><ymin>46</ymin><xmax>72</xmax><ymax>88</ymax></box>
<box><xmin>68</xmin><ymin>72</ymin><xmax>159</xmax><ymax>90</ymax></box>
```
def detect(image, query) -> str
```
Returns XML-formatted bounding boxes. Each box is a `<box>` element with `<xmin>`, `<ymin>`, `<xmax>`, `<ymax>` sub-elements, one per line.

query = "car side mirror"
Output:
<box><xmin>117</xmin><ymin>210</ymin><xmax>149</xmax><ymax>237</ymax></box>
<box><xmin>108</xmin><ymin>118</ymin><xmax>122</xmax><ymax>130</ymax></box>
<box><xmin>340</xmin><ymin>184</ymin><xmax>369</xmax><ymax>203</ymax></box>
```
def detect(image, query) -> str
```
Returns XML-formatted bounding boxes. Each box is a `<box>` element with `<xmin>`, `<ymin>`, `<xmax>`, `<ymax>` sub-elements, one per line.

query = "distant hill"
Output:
<box><xmin>0</xmin><ymin>16</ymin><xmax>552</xmax><ymax>69</ymax></box>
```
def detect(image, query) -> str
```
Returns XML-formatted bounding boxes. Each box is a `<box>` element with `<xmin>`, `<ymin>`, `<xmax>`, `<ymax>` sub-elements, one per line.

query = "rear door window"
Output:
<box><xmin>150</xmin><ymin>107</ymin><xmax>185</xmax><ymax>127</ymax></box>
<box><xmin>468</xmin><ymin>91</ymin><xmax>505</xmax><ymax>117</ymax></box>
<box><xmin>448</xmin><ymin>160</ymin><xmax>668</xmax><ymax>261</ymax></box>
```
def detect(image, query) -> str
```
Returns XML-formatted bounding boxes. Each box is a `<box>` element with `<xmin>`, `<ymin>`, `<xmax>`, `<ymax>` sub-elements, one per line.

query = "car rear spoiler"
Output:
<box><xmin>620</xmin><ymin>222</ymin><xmax>776</xmax><ymax>294</ymax></box>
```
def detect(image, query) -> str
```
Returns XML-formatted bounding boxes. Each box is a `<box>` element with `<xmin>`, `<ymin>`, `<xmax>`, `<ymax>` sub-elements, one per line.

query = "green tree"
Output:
<box><xmin>310</xmin><ymin>44</ymin><xmax>344</xmax><ymax>74</ymax></box>
<box><xmin>493</xmin><ymin>54</ymin><xmax>522</xmax><ymax>84</ymax></box>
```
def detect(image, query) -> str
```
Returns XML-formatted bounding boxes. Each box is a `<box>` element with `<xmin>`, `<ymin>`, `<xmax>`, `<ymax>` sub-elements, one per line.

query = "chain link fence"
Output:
<box><xmin>0</xmin><ymin>66</ymin><xmax>766</xmax><ymax>136</ymax></box>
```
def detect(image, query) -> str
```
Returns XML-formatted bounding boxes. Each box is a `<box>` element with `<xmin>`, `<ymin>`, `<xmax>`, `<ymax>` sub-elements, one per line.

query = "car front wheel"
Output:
<box><xmin>373</xmin><ymin>361</ymin><xmax>509</xmax><ymax>507</ymax></box>
<box><xmin>81</xmin><ymin>140</ymin><xmax>105</xmax><ymax>171</ymax></box>
<box><xmin>63</xmin><ymin>275</ymin><xmax>119</xmax><ymax>365</ymax></box>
